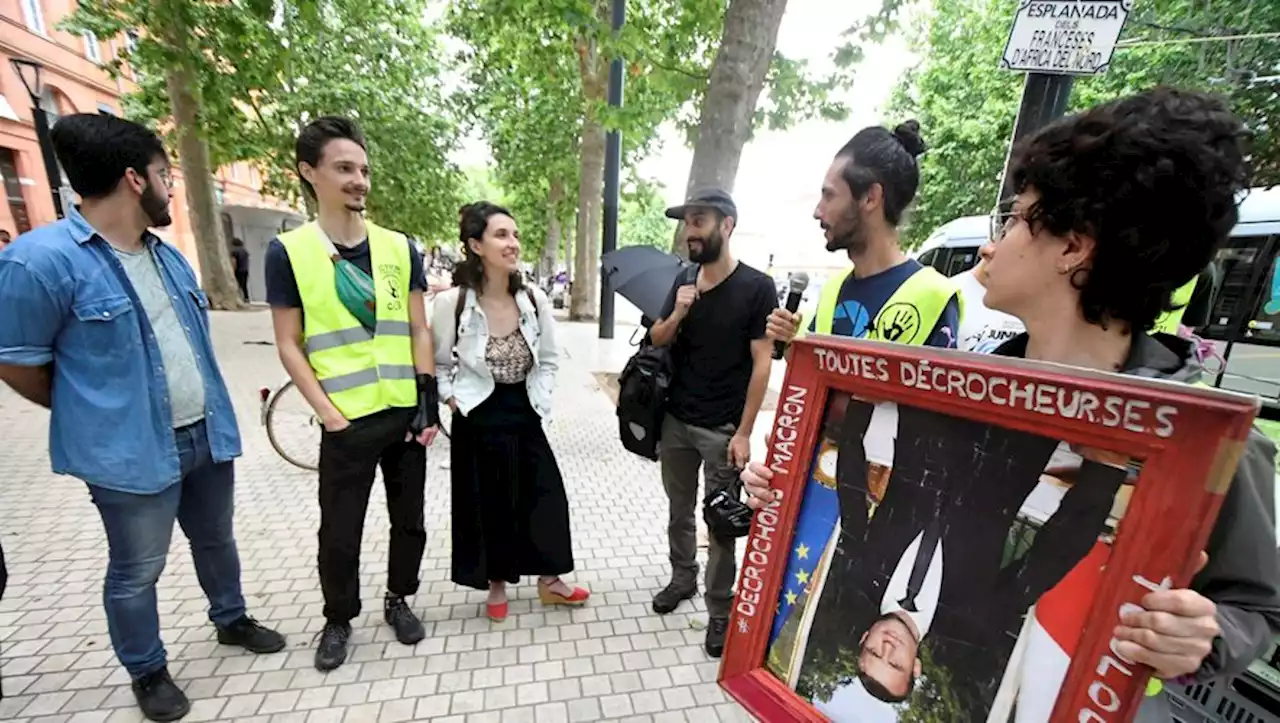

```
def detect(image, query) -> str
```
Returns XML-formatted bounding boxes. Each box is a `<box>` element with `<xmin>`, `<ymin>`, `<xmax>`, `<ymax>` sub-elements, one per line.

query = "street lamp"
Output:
<box><xmin>10</xmin><ymin>57</ymin><xmax>64</xmax><ymax>219</ymax></box>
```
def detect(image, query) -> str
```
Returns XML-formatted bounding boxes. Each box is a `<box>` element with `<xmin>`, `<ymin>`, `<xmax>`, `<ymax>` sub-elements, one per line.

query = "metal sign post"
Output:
<box><xmin>995</xmin><ymin>0</ymin><xmax>1133</xmax><ymax>207</ymax></box>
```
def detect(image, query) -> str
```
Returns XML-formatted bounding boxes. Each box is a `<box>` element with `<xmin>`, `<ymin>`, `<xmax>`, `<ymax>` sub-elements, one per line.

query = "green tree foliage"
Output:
<box><xmin>447</xmin><ymin>0</ymin><xmax>724</xmax><ymax>318</ymax></box>
<box><xmin>65</xmin><ymin>0</ymin><xmax>464</xmax><ymax>246</ymax></box>
<box><xmin>618</xmin><ymin>178</ymin><xmax>673</xmax><ymax>249</ymax></box>
<box><xmin>882</xmin><ymin>0</ymin><xmax>1280</xmax><ymax>248</ymax></box>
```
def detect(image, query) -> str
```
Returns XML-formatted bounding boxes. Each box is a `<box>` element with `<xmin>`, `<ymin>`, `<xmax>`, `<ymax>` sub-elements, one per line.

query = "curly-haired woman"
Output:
<box><xmin>745</xmin><ymin>87</ymin><xmax>1279</xmax><ymax>721</ymax></box>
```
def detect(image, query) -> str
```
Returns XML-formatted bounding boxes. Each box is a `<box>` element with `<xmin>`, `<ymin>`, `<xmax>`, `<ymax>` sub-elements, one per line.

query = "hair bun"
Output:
<box><xmin>893</xmin><ymin>120</ymin><xmax>927</xmax><ymax>158</ymax></box>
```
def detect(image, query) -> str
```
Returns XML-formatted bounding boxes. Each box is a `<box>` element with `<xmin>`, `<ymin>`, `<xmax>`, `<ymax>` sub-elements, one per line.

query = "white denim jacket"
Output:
<box><xmin>430</xmin><ymin>285</ymin><xmax>559</xmax><ymax>419</ymax></box>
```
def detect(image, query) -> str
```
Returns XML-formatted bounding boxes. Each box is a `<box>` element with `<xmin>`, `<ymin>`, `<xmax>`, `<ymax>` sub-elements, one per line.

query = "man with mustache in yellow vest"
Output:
<box><xmin>265</xmin><ymin>117</ymin><xmax>440</xmax><ymax>672</ymax></box>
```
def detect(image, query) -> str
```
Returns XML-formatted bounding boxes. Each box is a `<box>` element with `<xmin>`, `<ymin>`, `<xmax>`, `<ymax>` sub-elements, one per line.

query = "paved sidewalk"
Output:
<box><xmin>0</xmin><ymin>311</ymin><xmax>753</xmax><ymax>723</ymax></box>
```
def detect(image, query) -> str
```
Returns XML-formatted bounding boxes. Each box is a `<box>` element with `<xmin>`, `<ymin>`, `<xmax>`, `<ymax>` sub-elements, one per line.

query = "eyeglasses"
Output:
<box><xmin>988</xmin><ymin>197</ymin><xmax>1025</xmax><ymax>242</ymax></box>
<box><xmin>157</xmin><ymin>169</ymin><xmax>174</xmax><ymax>189</ymax></box>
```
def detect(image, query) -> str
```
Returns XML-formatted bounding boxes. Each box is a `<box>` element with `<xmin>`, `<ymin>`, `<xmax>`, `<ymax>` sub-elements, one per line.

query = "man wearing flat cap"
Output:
<box><xmin>646</xmin><ymin>188</ymin><xmax>777</xmax><ymax>657</ymax></box>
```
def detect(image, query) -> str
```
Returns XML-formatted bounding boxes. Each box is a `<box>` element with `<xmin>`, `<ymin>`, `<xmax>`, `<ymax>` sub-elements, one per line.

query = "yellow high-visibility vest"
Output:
<box><xmin>1153</xmin><ymin>277</ymin><xmax>1200</xmax><ymax>334</ymax></box>
<box><xmin>800</xmin><ymin>265</ymin><xmax>964</xmax><ymax>346</ymax></box>
<box><xmin>279</xmin><ymin>221</ymin><xmax>417</xmax><ymax>420</ymax></box>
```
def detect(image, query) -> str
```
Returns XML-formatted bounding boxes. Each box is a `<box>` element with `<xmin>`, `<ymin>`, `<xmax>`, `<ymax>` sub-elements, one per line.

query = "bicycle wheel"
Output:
<box><xmin>265</xmin><ymin>381</ymin><xmax>322</xmax><ymax>471</ymax></box>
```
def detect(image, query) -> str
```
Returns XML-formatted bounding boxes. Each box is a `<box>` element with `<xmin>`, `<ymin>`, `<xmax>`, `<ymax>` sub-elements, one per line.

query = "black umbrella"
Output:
<box><xmin>602</xmin><ymin>246</ymin><xmax>689</xmax><ymax>321</ymax></box>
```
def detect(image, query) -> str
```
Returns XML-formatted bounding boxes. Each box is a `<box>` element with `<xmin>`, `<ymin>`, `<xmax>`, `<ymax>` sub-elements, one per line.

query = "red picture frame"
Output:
<box><xmin>719</xmin><ymin>335</ymin><xmax>1258</xmax><ymax>723</ymax></box>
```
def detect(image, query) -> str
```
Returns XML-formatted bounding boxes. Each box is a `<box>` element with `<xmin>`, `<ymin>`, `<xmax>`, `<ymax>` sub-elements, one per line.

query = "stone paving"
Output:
<box><xmin>0</xmin><ymin>310</ymin><xmax>757</xmax><ymax>723</ymax></box>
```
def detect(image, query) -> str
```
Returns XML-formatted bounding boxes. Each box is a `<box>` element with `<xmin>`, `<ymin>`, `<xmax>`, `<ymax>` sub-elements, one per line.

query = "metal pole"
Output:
<box><xmin>995</xmin><ymin>73</ymin><xmax>1074</xmax><ymax>208</ymax></box>
<box><xmin>598</xmin><ymin>0</ymin><xmax>625</xmax><ymax>340</ymax></box>
<box><xmin>31</xmin><ymin>105</ymin><xmax>63</xmax><ymax>219</ymax></box>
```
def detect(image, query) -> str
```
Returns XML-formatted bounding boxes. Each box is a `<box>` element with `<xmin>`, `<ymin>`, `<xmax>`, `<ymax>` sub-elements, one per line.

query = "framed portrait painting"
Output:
<box><xmin>719</xmin><ymin>336</ymin><xmax>1259</xmax><ymax>723</ymax></box>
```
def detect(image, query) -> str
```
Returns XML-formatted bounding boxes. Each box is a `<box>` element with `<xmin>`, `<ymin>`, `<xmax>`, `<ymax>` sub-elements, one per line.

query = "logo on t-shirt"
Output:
<box><xmin>875</xmin><ymin>302</ymin><xmax>922</xmax><ymax>342</ymax></box>
<box><xmin>835</xmin><ymin>300</ymin><xmax>872</xmax><ymax>337</ymax></box>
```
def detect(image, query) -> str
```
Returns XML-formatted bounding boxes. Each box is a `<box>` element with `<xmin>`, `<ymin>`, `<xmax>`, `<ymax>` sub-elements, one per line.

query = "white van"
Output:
<box><xmin>910</xmin><ymin>187</ymin><xmax>1280</xmax><ymax>411</ymax></box>
<box><xmin>912</xmin><ymin>214</ymin><xmax>988</xmax><ymax>277</ymax></box>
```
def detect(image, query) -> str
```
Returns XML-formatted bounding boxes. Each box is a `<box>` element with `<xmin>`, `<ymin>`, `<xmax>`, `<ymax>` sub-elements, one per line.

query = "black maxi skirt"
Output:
<box><xmin>450</xmin><ymin>381</ymin><xmax>574</xmax><ymax>590</ymax></box>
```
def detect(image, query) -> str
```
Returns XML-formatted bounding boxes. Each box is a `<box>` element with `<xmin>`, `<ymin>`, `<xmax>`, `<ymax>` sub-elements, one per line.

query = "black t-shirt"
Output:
<box><xmin>659</xmin><ymin>263</ymin><xmax>778</xmax><ymax>429</ymax></box>
<box><xmin>231</xmin><ymin>247</ymin><xmax>249</xmax><ymax>276</ymax></box>
<box><xmin>264</xmin><ymin>236</ymin><xmax>426</xmax><ymax>309</ymax></box>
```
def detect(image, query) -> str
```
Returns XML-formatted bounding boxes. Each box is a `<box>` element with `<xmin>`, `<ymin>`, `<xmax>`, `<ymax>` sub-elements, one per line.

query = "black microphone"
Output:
<box><xmin>774</xmin><ymin>272</ymin><xmax>809</xmax><ymax>359</ymax></box>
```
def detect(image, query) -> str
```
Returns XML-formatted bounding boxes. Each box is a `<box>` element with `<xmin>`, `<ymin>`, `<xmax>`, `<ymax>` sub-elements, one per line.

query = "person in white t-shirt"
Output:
<box><xmin>954</xmin><ymin>261</ymin><xmax>1025</xmax><ymax>353</ymax></box>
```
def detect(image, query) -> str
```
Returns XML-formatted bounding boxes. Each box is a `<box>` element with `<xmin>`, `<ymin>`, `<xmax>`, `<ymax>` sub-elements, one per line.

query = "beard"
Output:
<box><xmin>141</xmin><ymin>184</ymin><xmax>172</xmax><ymax>228</ymax></box>
<box><xmin>687</xmin><ymin>229</ymin><xmax>724</xmax><ymax>264</ymax></box>
<box><xmin>823</xmin><ymin>205</ymin><xmax>867</xmax><ymax>254</ymax></box>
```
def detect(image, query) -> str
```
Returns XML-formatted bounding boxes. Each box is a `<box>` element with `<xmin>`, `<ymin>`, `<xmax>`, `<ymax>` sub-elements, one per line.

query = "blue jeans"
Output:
<box><xmin>89</xmin><ymin>421</ymin><xmax>246</xmax><ymax>679</ymax></box>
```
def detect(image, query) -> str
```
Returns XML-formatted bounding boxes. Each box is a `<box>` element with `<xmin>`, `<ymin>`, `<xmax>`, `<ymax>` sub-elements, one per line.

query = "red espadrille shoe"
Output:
<box><xmin>537</xmin><ymin>579</ymin><xmax>590</xmax><ymax>607</ymax></box>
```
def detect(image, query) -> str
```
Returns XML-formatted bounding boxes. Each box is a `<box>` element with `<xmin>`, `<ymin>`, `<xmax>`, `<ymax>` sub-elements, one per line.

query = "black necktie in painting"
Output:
<box><xmin>900</xmin><ymin>491</ymin><xmax>946</xmax><ymax>613</ymax></box>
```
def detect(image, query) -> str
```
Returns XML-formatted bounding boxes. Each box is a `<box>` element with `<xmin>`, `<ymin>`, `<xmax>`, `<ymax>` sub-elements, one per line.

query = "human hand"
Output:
<box><xmin>322</xmin><ymin>413</ymin><xmax>350</xmax><ymax>434</ymax></box>
<box><xmin>412</xmin><ymin>426</ymin><xmax>439</xmax><ymax>446</ymax></box>
<box><xmin>765</xmin><ymin>308</ymin><xmax>802</xmax><ymax>345</ymax></box>
<box><xmin>674</xmin><ymin>284</ymin><xmax>697</xmax><ymax>314</ymax></box>
<box><xmin>728</xmin><ymin>433</ymin><xmax>751</xmax><ymax>469</ymax></box>
<box><xmin>740</xmin><ymin>462</ymin><xmax>777</xmax><ymax>510</ymax></box>
<box><xmin>447</xmin><ymin>398</ymin><xmax>458</xmax><ymax>412</ymax></box>
<box><xmin>1114</xmin><ymin>553</ymin><xmax>1219</xmax><ymax>679</ymax></box>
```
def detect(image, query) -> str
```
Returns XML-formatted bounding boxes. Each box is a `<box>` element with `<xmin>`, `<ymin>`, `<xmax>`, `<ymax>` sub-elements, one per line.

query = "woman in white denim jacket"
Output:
<box><xmin>430</xmin><ymin>202</ymin><xmax>588</xmax><ymax>623</ymax></box>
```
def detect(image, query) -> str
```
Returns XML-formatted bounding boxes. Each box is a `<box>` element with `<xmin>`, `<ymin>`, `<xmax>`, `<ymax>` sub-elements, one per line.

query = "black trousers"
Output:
<box><xmin>1</xmin><ymin>538</ymin><xmax>6</xmax><ymax>699</ymax></box>
<box><xmin>235</xmin><ymin>272</ymin><xmax>250</xmax><ymax>302</ymax></box>
<box><xmin>317</xmin><ymin>406</ymin><xmax>426</xmax><ymax>623</ymax></box>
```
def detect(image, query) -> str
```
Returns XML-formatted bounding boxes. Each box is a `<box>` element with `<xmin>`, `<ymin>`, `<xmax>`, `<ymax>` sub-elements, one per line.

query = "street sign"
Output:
<box><xmin>1001</xmin><ymin>0</ymin><xmax>1132</xmax><ymax>76</ymax></box>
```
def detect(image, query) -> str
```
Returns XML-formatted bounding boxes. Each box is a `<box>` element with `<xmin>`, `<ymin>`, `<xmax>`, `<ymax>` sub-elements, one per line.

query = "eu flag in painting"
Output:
<box><xmin>768</xmin><ymin>437</ymin><xmax>842</xmax><ymax>646</ymax></box>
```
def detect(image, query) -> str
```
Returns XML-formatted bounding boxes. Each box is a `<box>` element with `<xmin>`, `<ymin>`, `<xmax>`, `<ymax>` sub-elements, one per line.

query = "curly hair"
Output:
<box><xmin>1010</xmin><ymin>87</ymin><xmax>1250</xmax><ymax>331</ymax></box>
<box><xmin>453</xmin><ymin>201</ymin><xmax>524</xmax><ymax>295</ymax></box>
<box><xmin>835</xmin><ymin>120</ymin><xmax>928</xmax><ymax>227</ymax></box>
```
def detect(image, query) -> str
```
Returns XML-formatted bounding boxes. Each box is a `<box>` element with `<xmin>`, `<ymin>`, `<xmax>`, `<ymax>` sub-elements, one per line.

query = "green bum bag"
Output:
<box><xmin>318</xmin><ymin>230</ymin><xmax>378</xmax><ymax>331</ymax></box>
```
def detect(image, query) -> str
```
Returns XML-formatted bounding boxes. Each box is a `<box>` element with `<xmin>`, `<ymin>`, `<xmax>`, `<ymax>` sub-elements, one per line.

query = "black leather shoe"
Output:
<box><xmin>652</xmin><ymin>580</ymin><xmax>697</xmax><ymax>615</ymax></box>
<box><xmin>314</xmin><ymin>621</ymin><xmax>351</xmax><ymax>671</ymax></box>
<box><xmin>385</xmin><ymin>594</ymin><xmax>426</xmax><ymax>645</ymax></box>
<box><xmin>216</xmin><ymin>615</ymin><xmax>287</xmax><ymax>654</ymax></box>
<box><xmin>705</xmin><ymin>616</ymin><xmax>729</xmax><ymax>658</ymax></box>
<box><xmin>132</xmin><ymin>666</ymin><xmax>190</xmax><ymax>722</ymax></box>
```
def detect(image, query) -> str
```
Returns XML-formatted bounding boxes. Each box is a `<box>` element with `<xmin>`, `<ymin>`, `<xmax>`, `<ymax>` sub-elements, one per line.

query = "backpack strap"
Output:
<box><xmin>453</xmin><ymin>287</ymin><xmax>467</xmax><ymax>342</ymax></box>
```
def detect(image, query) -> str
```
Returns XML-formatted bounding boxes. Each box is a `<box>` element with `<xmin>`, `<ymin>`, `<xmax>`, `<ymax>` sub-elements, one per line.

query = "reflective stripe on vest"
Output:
<box><xmin>805</xmin><ymin>265</ymin><xmax>963</xmax><ymax>346</ymax></box>
<box><xmin>1153</xmin><ymin>277</ymin><xmax>1199</xmax><ymax>334</ymax></box>
<box><xmin>279</xmin><ymin>221</ymin><xmax>417</xmax><ymax>420</ymax></box>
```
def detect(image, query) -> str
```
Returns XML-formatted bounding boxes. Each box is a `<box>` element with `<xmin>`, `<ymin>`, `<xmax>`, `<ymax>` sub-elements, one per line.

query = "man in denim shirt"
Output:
<box><xmin>0</xmin><ymin>114</ymin><xmax>284</xmax><ymax>721</ymax></box>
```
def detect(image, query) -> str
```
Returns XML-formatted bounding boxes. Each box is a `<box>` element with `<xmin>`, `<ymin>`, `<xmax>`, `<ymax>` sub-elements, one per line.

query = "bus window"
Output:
<box><xmin>946</xmin><ymin>249</ymin><xmax>978</xmax><ymax>277</ymax></box>
<box><xmin>1204</xmin><ymin>235</ymin><xmax>1279</xmax><ymax>345</ymax></box>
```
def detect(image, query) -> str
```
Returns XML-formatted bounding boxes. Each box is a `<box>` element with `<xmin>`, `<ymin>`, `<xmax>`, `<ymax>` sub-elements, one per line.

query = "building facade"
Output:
<box><xmin>0</xmin><ymin>0</ymin><xmax>302</xmax><ymax>299</ymax></box>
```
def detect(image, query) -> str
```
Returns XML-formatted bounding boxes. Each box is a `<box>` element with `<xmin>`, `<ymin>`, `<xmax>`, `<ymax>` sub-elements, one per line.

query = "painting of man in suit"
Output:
<box><xmin>787</xmin><ymin>394</ymin><xmax>1132</xmax><ymax>722</ymax></box>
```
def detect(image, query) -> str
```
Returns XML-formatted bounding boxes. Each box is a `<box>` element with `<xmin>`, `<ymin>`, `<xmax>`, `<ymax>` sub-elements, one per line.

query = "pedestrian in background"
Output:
<box><xmin>265</xmin><ymin>116</ymin><xmax>439</xmax><ymax>671</ymax></box>
<box><xmin>0</xmin><ymin>113</ymin><xmax>284</xmax><ymax>722</ymax></box>
<box><xmin>230</xmin><ymin>237</ymin><xmax>250</xmax><ymax>302</ymax></box>
<box><xmin>431</xmin><ymin>201</ymin><xmax>586</xmax><ymax>623</ymax></box>
<box><xmin>647</xmin><ymin>188</ymin><xmax>777</xmax><ymax>658</ymax></box>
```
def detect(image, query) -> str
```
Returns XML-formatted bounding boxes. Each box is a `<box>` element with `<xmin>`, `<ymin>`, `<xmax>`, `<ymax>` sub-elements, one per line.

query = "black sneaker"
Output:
<box><xmin>705</xmin><ymin>616</ymin><xmax>729</xmax><ymax>658</ymax></box>
<box><xmin>131</xmin><ymin>666</ymin><xmax>190</xmax><ymax>722</ymax></box>
<box><xmin>314</xmin><ymin>621</ymin><xmax>351</xmax><ymax>671</ymax></box>
<box><xmin>384</xmin><ymin>594</ymin><xmax>426</xmax><ymax>645</ymax></box>
<box><xmin>216</xmin><ymin>615</ymin><xmax>287</xmax><ymax>654</ymax></box>
<box><xmin>652</xmin><ymin>580</ymin><xmax>697</xmax><ymax>615</ymax></box>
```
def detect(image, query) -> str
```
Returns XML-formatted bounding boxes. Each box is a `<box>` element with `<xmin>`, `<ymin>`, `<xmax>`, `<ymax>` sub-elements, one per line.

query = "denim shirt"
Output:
<box><xmin>0</xmin><ymin>207</ymin><xmax>242</xmax><ymax>493</ymax></box>
<box><xmin>429</xmin><ymin>285</ymin><xmax>558</xmax><ymax>418</ymax></box>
